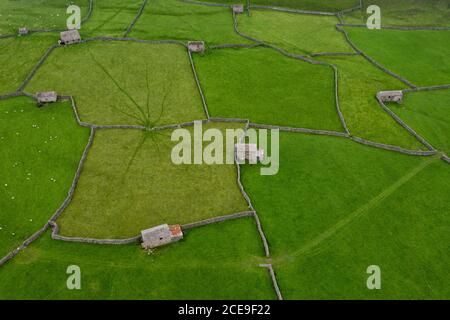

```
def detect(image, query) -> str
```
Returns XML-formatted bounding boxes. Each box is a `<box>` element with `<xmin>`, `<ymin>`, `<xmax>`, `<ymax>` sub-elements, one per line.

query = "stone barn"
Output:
<box><xmin>188</xmin><ymin>41</ymin><xmax>205</xmax><ymax>54</ymax></box>
<box><xmin>59</xmin><ymin>30</ymin><xmax>81</xmax><ymax>45</ymax></box>
<box><xmin>36</xmin><ymin>91</ymin><xmax>57</xmax><ymax>106</ymax></box>
<box><xmin>141</xmin><ymin>224</ymin><xmax>183</xmax><ymax>250</ymax></box>
<box><xmin>377</xmin><ymin>90</ymin><xmax>403</xmax><ymax>104</ymax></box>
<box><xmin>232</xmin><ymin>4</ymin><xmax>244</xmax><ymax>14</ymax></box>
<box><xmin>19</xmin><ymin>27</ymin><xmax>29</xmax><ymax>36</ymax></box>
<box><xmin>235</xmin><ymin>143</ymin><xmax>265</xmax><ymax>163</ymax></box>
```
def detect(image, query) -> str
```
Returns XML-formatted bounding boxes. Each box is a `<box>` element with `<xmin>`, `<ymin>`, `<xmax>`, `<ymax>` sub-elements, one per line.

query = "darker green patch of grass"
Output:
<box><xmin>345</xmin><ymin>28</ymin><xmax>450</xmax><ymax>87</ymax></box>
<box><xmin>389</xmin><ymin>89</ymin><xmax>450</xmax><ymax>154</ymax></box>
<box><xmin>345</xmin><ymin>0</ymin><xmax>450</xmax><ymax>27</ymax></box>
<box><xmin>194</xmin><ymin>47</ymin><xmax>343</xmax><ymax>131</ymax></box>
<box><xmin>0</xmin><ymin>96</ymin><xmax>90</xmax><ymax>258</ymax></box>
<box><xmin>241</xmin><ymin>130</ymin><xmax>449</xmax><ymax>299</ymax></box>
<box><xmin>0</xmin><ymin>218</ymin><xmax>275</xmax><ymax>299</ymax></box>
<box><xmin>129</xmin><ymin>0</ymin><xmax>247</xmax><ymax>44</ymax></box>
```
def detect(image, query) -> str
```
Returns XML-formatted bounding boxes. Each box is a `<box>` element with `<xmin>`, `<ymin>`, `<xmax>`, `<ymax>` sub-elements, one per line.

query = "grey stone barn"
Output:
<box><xmin>59</xmin><ymin>30</ymin><xmax>81</xmax><ymax>45</ymax></box>
<box><xmin>232</xmin><ymin>4</ymin><xmax>244</xmax><ymax>14</ymax></box>
<box><xmin>141</xmin><ymin>224</ymin><xmax>183</xmax><ymax>249</ymax></box>
<box><xmin>19</xmin><ymin>27</ymin><xmax>29</xmax><ymax>35</ymax></box>
<box><xmin>188</xmin><ymin>41</ymin><xmax>205</xmax><ymax>54</ymax></box>
<box><xmin>235</xmin><ymin>143</ymin><xmax>265</xmax><ymax>163</ymax></box>
<box><xmin>36</xmin><ymin>91</ymin><xmax>57</xmax><ymax>106</ymax></box>
<box><xmin>377</xmin><ymin>90</ymin><xmax>403</xmax><ymax>104</ymax></box>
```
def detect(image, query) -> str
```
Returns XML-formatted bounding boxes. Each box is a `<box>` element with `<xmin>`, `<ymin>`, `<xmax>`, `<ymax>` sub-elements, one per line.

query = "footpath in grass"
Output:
<box><xmin>0</xmin><ymin>34</ymin><xmax>57</xmax><ymax>95</ymax></box>
<box><xmin>345</xmin><ymin>28</ymin><xmax>450</xmax><ymax>87</ymax></box>
<box><xmin>194</xmin><ymin>47</ymin><xmax>343</xmax><ymax>131</ymax></box>
<box><xmin>26</xmin><ymin>41</ymin><xmax>205</xmax><ymax>126</ymax></box>
<box><xmin>0</xmin><ymin>218</ymin><xmax>275</xmax><ymax>299</ymax></box>
<box><xmin>0</xmin><ymin>0</ymin><xmax>89</xmax><ymax>35</ymax></box>
<box><xmin>81</xmin><ymin>0</ymin><xmax>143</xmax><ymax>37</ymax></box>
<box><xmin>389</xmin><ymin>90</ymin><xmax>450</xmax><ymax>154</ymax></box>
<box><xmin>344</xmin><ymin>0</ymin><xmax>450</xmax><ymax>27</ymax></box>
<box><xmin>57</xmin><ymin>122</ymin><xmax>249</xmax><ymax>239</ymax></box>
<box><xmin>237</xmin><ymin>9</ymin><xmax>352</xmax><ymax>55</ymax></box>
<box><xmin>241</xmin><ymin>131</ymin><xmax>450</xmax><ymax>299</ymax></box>
<box><xmin>319</xmin><ymin>55</ymin><xmax>424</xmax><ymax>150</ymax></box>
<box><xmin>129</xmin><ymin>0</ymin><xmax>247</xmax><ymax>45</ymax></box>
<box><xmin>0</xmin><ymin>96</ymin><xmax>90</xmax><ymax>259</ymax></box>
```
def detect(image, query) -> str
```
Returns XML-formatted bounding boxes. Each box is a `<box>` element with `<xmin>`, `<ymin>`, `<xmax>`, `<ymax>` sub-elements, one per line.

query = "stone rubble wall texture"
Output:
<box><xmin>181</xmin><ymin>211</ymin><xmax>255</xmax><ymax>230</ymax></box>
<box><xmin>259</xmin><ymin>263</ymin><xmax>283</xmax><ymax>300</ymax></box>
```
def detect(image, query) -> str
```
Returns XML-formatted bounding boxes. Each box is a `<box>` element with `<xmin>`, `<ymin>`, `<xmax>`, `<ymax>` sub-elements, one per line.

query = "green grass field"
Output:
<box><xmin>194</xmin><ymin>47</ymin><xmax>342</xmax><ymax>130</ymax></box>
<box><xmin>0</xmin><ymin>34</ymin><xmax>57</xmax><ymax>94</ymax></box>
<box><xmin>26</xmin><ymin>41</ymin><xmax>205</xmax><ymax>126</ymax></box>
<box><xmin>0</xmin><ymin>96</ymin><xmax>89</xmax><ymax>258</ymax></box>
<box><xmin>1</xmin><ymin>0</ymin><xmax>449</xmax><ymax>301</ymax></box>
<box><xmin>345</xmin><ymin>28</ymin><xmax>450</xmax><ymax>87</ymax></box>
<box><xmin>0</xmin><ymin>0</ymin><xmax>89</xmax><ymax>35</ymax></box>
<box><xmin>318</xmin><ymin>55</ymin><xmax>424</xmax><ymax>149</ymax></box>
<box><xmin>345</xmin><ymin>0</ymin><xmax>450</xmax><ymax>27</ymax></box>
<box><xmin>203</xmin><ymin>0</ymin><xmax>359</xmax><ymax>12</ymax></box>
<box><xmin>129</xmin><ymin>0</ymin><xmax>247</xmax><ymax>44</ymax></box>
<box><xmin>237</xmin><ymin>9</ymin><xmax>352</xmax><ymax>55</ymax></box>
<box><xmin>57</xmin><ymin>122</ymin><xmax>248</xmax><ymax>239</ymax></box>
<box><xmin>81</xmin><ymin>0</ymin><xmax>142</xmax><ymax>37</ymax></box>
<box><xmin>389</xmin><ymin>90</ymin><xmax>450</xmax><ymax>154</ymax></box>
<box><xmin>241</xmin><ymin>131</ymin><xmax>450</xmax><ymax>299</ymax></box>
<box><xmin>0</xmin><ymin>218</ymin><xmax>275</xmax><ymax>299</ymax></box>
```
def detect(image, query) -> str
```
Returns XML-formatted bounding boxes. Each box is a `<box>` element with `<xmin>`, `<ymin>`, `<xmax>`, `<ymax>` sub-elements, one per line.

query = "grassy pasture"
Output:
<box><xmin>202</xmin><ymin>0</ymin><xmax>359</xmax><ymax>12</ymax></box>
<box><xmin>389</xmin><ymin>90</ymin><xmax>450</xmax><ymax>155</ymax></box>
<box><xmin>319</xmin><ymin>55</ymin><xmax>424</xmax><ymax>150</ymax></box>
<box><xmin>0</xmin><ymin>0</ymin><xmax>89</xmax><ymax>35</ymax></box>
<box><xmin>129</xmin><ymin>0</ymin><xmax>247</xmax><ymax>45</ymax></box>
<box><xmin>241</xmin><ymin>131</ymin><xmax>450</xmax><ymax>299</ymax></box>
<box><xmin>0</xmin><ymin>218</ymin><xmax>275</xmax><ymax>299</ymax></box>
<box><xmin>274</xmin><ymin>160</ymin><xmax>450</xmax><ymax>299</ymax></box>
<box><xmin>345</xmin><ymin>28</ymin><xmax>450</xmax><ymax>87</ymax></box>
<box><xmin>0</xmin><ymin>96</ymin><xmax>89</xmax><ymax>259</ymax></box>
<box><xmin>81</xmin><ymin>0</ymin><xmax>143</xmax><ymax>37</ymax></box>
<box><xmin>237</xmin><ymin>9</ymin><xmax>352</xmax><ymax>55</ymax></box>
<box><xmin>194</xmin><ymin>47</ymin><xmax>343</xmax><ymax>131</ymax></box>
<box><xmin>57</xmin><ymin>122</ymin><xmax>249</xmax><ymax>239</ymax></box>
<box><xmin>345</xmin><ymin>0</ymin><xmax>450</xmax><ymax>27</ymax></box>
<box><xmin>0</xmin><ymin>34</ymin><xmax>57</xmax><ymax>95</ymax></box>
<box><xmin>26</xmin><ymin>41</ymin><xmax>205</xmax><ymax>126</ymax></box>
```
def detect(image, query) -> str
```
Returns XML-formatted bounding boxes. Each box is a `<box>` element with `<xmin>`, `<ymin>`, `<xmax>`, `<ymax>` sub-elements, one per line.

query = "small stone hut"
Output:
<box><xmin>19</xmin><ymin>27</ymin><xmax>29</xmax><ymax>36</ymax></box>
<box><xmin>188</xmin><ymin>41</ymin><xmax>205</xmax><ymax>54</ymax></box>
<box><xmin>141</xmin><ymin>224</ymin><xmax>183</xmax><ymax>250</ymax></box>
<box><xmin>232</xmin><ymin>4</ymin><xmax>244</xmax><ymax>14</ymax></box>
<box><xmin>377</xmin><ymin>90</ymin><xmax>403</xmax><ymax>104</ymax></box>
<box><xmin>59</xmin><ymin>30</ymin><xmax>81</xmax><ymax>45</ymax></box>
<box><xmin>235</xmin><ymin>143</ymin><xmax>265</xmax><ymax>163</ymax></box>
<box><xmin>36</xmin><ymin>91</ymin><xmax>58</xmax><ymax>106</ymax></box>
